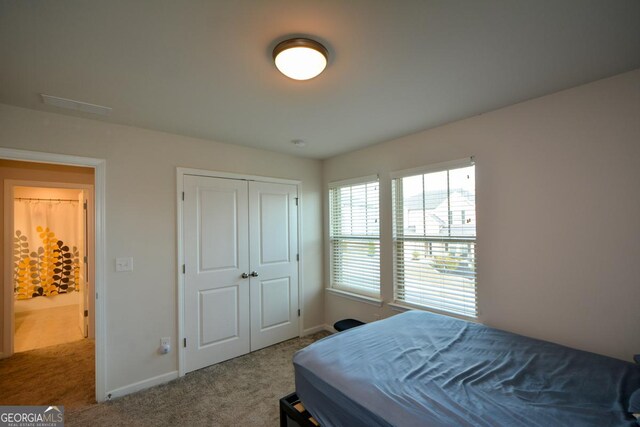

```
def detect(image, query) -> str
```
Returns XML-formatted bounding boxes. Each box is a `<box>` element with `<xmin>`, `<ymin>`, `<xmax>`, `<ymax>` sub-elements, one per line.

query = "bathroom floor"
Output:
<box><xmin>15</xmin><ymin>305</ymin><xmax>84</xmax><ymax>352</ymax></box>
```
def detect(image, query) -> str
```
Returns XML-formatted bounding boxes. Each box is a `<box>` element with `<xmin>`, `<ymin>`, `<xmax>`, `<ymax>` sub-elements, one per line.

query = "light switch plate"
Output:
<box><xmin>115</xmin><ymin>257</ymin><xmax>133</xmax><ymax>272</ymax></box>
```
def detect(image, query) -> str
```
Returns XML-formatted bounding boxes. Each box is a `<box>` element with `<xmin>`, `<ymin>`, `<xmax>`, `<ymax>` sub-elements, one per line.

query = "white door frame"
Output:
<box><xmin>4</xmin><ymin>179</ymin><xmax>95</xmax><ymax>346</ymax></box>
<box><xmin>176</xmin><ymin>167</ymin><xmax>303</xmax><ymax>377</ymax></box>
<box><xmin>0</xmin><ymin>147</ymin><xmax>107</xmax><ymax>402</ymax></box>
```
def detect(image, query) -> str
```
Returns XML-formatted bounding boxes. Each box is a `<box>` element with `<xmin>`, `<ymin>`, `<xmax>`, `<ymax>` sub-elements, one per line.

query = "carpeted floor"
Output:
<box><xmin>0</xmin><ymin>338</ymin><xmax>95</xmax><ymax>410</ymax></box>
<box><xmin>67</xmin><ymin>331</ymin><xmax>329</xmax><ymax>426</ymax></box>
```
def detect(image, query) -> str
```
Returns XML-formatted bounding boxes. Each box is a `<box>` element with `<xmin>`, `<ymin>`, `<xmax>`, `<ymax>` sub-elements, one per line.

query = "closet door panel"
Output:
<box><xmin>199</xmin><ymin>188</ymin><xmax>239</xmax><ymax>271</ymax></box>
<box><xmin>259</xmin><ymin>192</ymin><xmax>290</xmax><ymax>265</ymax></box>
<box><xmin>183</xmin><ymin>175</ymin><xmax>250</xmax><ymax>373</ymax></box>
<box><xmin>259</xmin><ymin>277</ymin><xmax>291</xmax><ymax>328</ymax></box>
<box><xmin>249</xmin><ymin>182</ymin><xmax>299</xmax><ymax>351</ymax></box>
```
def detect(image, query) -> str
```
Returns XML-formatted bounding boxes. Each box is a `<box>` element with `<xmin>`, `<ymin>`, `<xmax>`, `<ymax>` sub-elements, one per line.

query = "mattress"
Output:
<box><xmin>293</xmin><ymin>311</ymin><xmax>640</xmax><ymax>427</ymax></box>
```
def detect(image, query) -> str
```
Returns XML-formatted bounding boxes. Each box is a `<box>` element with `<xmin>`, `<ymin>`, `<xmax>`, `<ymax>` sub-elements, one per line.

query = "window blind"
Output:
<box><xmin>392</xmin><ymin>163</ymin><xmax>477</xmax><ymax>317</ymax></box>
<box><xmin>329</xmin><ymin>177</ymin><xmax>380</xmax><ymax>296</ymax></box>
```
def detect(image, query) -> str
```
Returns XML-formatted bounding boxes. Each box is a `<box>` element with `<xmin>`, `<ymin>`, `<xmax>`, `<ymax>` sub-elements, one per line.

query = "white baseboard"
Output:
<box><xmin>302</xmin><ymin>324</ymin><xmax>337</xmax><ymax>336</ymax></box>
<box><xmin>302</xmin><ymin>324</ymin><xmax>326</xmax><ymax>336</ymax></box>
<box><xmin>106</xmin><ymin>370</ymin><xmax>178</xmax><ymax>400</ymax></box>
<box><xmin>323</xmin><ymin>324</ymin><xmax>337</xmax><ymax>334</ymax></box>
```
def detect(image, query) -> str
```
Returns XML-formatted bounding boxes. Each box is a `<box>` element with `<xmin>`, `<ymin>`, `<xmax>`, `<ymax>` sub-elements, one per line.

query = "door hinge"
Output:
<box><xmin>183</xmin><ymin>338</ymin><xmax>187</xmax><ymax>348</ymax></box>
<box><xmin>182</xmin><ymin>192</ymin><xmax>185</xmax><ymax>201</ymax></box>
<box><xmin>296</xmin><ymin>254</ymin><xmax>299</xmax><ymax>261</ymax></box>
<box><xmin>182</xmin><ymin>264</ymin><xmax>186</xmax><ymax>274</ymax></box>
<box><xmin>295</xmin><ymin>197</ymin><xmax>298</xmax><ymax>206</ymax></box>
<box><xmin>298</xmin><ymin>309</ymin><xmax>301</xmax><ymax>317</ymax></box>
<box><xmin>84</xmin><ymin>255</ymin><xmax>88</xmax><ymax>264</ymax></box>
<box><xmin>95</xmin><ymin>292</ymin><xmax>98</xmax><ymax>299</ymax></box>
<box><xmin>83</xmin><ymin>201</ymin><xmax>87</xmax><ymax>210</ymax></box>
<box><xmin>84</xmin><ymin>309</ymin><xmax>89</xmax><ymax>317</ymax></box>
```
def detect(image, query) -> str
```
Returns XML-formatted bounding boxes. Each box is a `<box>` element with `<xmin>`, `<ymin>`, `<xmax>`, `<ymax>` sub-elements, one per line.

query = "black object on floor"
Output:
<box><xmin>333</xmin><ymin>318</ymin><xmax>365</xmax><ymax>332</ymax></box>
<box><xmin>280</xmin><ymin>392</ymin><xmax>319</xmax><ymax>427</ymax></box>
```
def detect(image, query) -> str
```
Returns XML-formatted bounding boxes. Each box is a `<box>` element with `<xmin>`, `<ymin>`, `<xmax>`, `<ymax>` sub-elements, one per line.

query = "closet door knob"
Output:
<box><xmin>250</xmin><ymin>271</ymin><xmax>259</xmax><ymax>277</ymax></box>
<box><xmin>241</xmin><ymin>272</ymin><xmax>249</xmax><ymax>279</ymax></box>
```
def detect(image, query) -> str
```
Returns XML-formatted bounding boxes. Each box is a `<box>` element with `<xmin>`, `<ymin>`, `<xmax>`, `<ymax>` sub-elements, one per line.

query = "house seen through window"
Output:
<box><xmin>392</xmin><ymin>163</ymin><xmax>477</xmax><ymax>317</ymax></box>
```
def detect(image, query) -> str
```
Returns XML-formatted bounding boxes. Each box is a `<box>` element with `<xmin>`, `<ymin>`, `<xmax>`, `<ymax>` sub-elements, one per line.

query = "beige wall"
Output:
<box><xmin>0</xmin><ymin>107</ymin><xmax>324</xmax><ymax>395</ymax></box>
<box><xmin>1</xmin><ymin>68</ymin><xmax>637</xmax><ymax>396</ymax></box>
<box><xmin>0</xmin><ymin>160</ymin><xmax>94</xmax><ymax>349</ymax></box>
<box><xmin>323</xmin><ymin>69</ymin><xmax>640</xmax><ymax>361</ymax></box>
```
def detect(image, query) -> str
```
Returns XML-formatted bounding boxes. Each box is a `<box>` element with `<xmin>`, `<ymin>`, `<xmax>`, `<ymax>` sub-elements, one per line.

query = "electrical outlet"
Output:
<box><xmin>160</xmin><ymin>337</ymin><xmax>171</xmax><ymax>354</ymax></box>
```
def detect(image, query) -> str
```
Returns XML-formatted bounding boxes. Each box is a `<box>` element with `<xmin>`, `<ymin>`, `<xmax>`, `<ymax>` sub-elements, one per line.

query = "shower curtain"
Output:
<box><xmin>13</xmin><ymin>200</ymin><xmax>81</xmax><ymax>299</ymax></box>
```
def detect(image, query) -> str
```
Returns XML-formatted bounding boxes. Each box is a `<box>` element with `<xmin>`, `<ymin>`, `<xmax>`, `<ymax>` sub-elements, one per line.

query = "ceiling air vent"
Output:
<box><xmin>41</xmin><ymin>94</ymin><xmax>112</xmax><ymax>116</ymax></box>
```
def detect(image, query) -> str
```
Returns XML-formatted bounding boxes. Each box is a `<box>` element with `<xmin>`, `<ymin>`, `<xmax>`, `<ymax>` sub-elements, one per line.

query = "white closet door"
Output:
<box><xmin>249</xmin><ymin>181</ymin><xmax>299</xmax><ymax>351</ymax></box>
<box><xmin>184</xmin><ymin>175</ymin><xmax>250</xmax><ymax>373</ymax></box>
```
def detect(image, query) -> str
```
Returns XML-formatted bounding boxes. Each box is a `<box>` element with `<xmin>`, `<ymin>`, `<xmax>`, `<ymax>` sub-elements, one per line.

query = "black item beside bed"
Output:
<box><xmin>333</xmin><ymin>318</ymin><xmax>365</xmax><ymax>332</ymax></box>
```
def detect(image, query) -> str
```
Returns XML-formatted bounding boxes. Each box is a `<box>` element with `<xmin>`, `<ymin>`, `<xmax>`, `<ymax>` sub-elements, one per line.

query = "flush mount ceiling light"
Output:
<box><xmin>273</xmin><ymin>38</ymin><xmax>329</xmax><ymax>81</ymax></box>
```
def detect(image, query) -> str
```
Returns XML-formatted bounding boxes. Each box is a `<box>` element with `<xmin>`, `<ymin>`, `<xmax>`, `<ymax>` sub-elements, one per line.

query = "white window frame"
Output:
<box><xmin>390</xmin><ymin>157</ymin><xmax>477</xmax><ymax>319</ymax></box>
<box><xmin>328</xmin><ymin>175</ymin><xmax>380</xmax><ymax>298</ymax></box>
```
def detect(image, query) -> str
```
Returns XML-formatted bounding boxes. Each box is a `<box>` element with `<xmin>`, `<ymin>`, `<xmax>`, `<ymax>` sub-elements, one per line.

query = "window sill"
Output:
<box><xmin>387</xmin><ymin>302</ymin><xmax>414</xmax><ymax>312</ymax></box>
<box><xmin>388</xmin><ymin>301</ymin><xmax>478</xmax><ymax>323</ymax></box>
<box><xmin>325</xmin><ymin>288</ymin><xmax>383</xmax><ymax>307</ymax></box>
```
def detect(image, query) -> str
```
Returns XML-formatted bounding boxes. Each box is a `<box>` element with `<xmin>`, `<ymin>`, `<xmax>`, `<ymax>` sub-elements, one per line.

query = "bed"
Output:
<box><xmin>293</xmin><ymin>310</ymin><xmax>640</xmax><ymax>426</ymax></box>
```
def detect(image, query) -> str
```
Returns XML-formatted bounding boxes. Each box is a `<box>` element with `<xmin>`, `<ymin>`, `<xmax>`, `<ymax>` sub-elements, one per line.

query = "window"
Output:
<box><xmin>329</xmin><ymin>176</ymin><xmax>380</xmax><ymax>296</ymax></box>
<box><xmin>392</xmin><ymin>161</ymin><xmax>476</xmax><ymax>317</ymax></box>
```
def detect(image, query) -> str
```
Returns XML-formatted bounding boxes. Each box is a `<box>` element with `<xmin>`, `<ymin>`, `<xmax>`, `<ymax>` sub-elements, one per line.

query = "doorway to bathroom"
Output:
<box><xmin>0</xmin><ymin>158</ymin><xmax>97</xmax><ymax>409</ymax></box>
<box><xmin>12</xmin><ymin>184</ymin><xmax>93</xmax><ymax>352</ymax></box>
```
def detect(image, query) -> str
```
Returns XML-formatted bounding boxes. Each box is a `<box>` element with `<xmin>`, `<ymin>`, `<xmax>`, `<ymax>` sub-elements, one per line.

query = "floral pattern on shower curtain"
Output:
<box><xmin>13</xmin><ymin>200</ymin><xmax>80</xmax><ymax>299</ymax></box>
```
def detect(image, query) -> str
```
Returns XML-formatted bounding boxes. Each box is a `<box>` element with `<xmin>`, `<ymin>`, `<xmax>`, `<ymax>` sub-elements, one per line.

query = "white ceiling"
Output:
<box><xmin>1</xmin><ymin>1</ymin><xmax>639</xmax><ymax>159</ymax></box>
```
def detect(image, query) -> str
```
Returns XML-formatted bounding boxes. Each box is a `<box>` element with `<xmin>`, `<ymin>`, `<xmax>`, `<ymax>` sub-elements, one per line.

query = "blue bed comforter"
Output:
<box><xmin>293</xmin><ymin>311</ymin><xmax>640</xmax><ymax>427</ymax></box>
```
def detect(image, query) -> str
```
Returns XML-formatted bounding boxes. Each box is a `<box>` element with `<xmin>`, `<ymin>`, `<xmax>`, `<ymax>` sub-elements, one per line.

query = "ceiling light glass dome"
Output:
<box><xmin>273</xmin><ymin>38</ymin><xmax>329</xmax><ymax>81</ymax></box>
